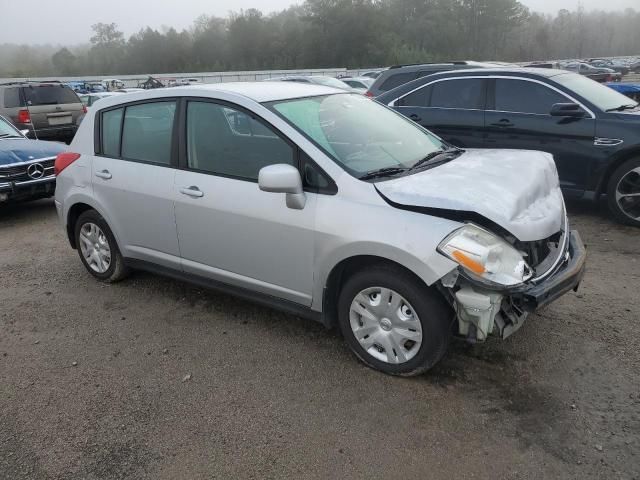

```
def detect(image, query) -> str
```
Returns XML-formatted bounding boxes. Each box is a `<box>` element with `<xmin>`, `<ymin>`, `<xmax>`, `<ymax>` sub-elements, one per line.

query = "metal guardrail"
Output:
<box><xmin>1</xmin><ymin>67</ymin><xmax>637</xmax><ymax>88</ymax></box>
<box><xmin>0</xmin><ymin>68</ymin><xmax>349</xmax><ymax>88</ymax></box>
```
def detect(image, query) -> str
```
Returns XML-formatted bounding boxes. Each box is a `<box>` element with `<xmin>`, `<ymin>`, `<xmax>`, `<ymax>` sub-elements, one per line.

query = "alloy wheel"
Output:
<box><xmin>615</xmin><ymin>167</ymin><xmax>640</xmax><ymax>221</ymax></box>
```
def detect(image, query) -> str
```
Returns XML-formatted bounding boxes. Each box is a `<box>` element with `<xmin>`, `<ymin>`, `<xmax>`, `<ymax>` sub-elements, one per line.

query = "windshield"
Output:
<box><xmin>553</xmin><ymin>72</ymin><xmax>638</xmax><ymax>111</ymax></box>
<box><xmin>0</xmin><ymin>116</ymin><xmax>22</xmax><ymax>137</ymax></box>
<box><xmin>266</xmin><ymin>94</ymin><xmax>446</xmax><ymax>177</ymax></box>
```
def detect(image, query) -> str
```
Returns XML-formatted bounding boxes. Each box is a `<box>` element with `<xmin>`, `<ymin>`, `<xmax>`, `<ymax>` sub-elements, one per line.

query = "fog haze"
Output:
<box><xmin>0</xmin><ymin>0</ymin><xmax>637</xmax><ymax>45</ymax></box>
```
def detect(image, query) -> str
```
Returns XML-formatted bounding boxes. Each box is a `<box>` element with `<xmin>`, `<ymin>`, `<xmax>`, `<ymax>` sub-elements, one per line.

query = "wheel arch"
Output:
<box><xmin>596</xmin><ymin>147</ymin><xmax>640</xmax><ymax>196</ymax></box>
<box><xmin>66</xmin><ymin>203</ymin><xmax>94</xmax><ymax>249</ymax></box>
<box><xmin>64</xmin><ymin>199</ymin><xmax>115</xmax><ymax>250</ymax></box>
<box><xmin>320</xmin><ymin>254</ymin><xmax>451</xmax><ymax>329</ymax></box>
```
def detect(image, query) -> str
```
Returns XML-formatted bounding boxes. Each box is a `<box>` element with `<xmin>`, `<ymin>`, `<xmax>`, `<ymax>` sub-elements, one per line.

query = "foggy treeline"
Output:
<box><xmin>1</xmin><ymin>0</ymin><xmax>639</xmax><ymax>77</ymax></box>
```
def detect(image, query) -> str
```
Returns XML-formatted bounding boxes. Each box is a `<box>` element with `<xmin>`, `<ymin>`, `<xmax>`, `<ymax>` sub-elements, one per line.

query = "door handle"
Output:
<box><xmin>179</xmin><ymin>186</ymin><xmax>204</xmax><ymax>198</ymax></box>
<box><xmin>95</xmin><ymin>170</ymin><xmax>112</xmax><ymax>180</ymax></box>
<box><xmin>409</xmin><ymin>113</ymin><xmax>422</xmax><ymax>122</ymax></box>
<box><xmin>490</xmin><ymin>119</ymin><xmax>514</xmax><ymax>128</ymax></box>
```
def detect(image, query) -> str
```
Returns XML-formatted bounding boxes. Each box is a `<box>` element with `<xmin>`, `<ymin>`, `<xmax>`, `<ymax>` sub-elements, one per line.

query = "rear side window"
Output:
<box><xmin>430</xmin><ymin>79</ymin><xmax>485</xmax><ymax>109</ymax></box>
<box><xmin>21</xmin><ymin>85</ymin><xmax>80</xmax><ymax>106</ymax></box>
<box><xmin>101</xmin><ymin>108</ymin><xmax>123</xmax><ymax>157</ymax></box>
<box><xmin>494</xmin><ymin>79</ymin><xmax>567</xmax><ymax>115</ymax></box>
<box><xmin>379</xmin><ymin>72</ymin><xmax>418</xmax><ymax>92</ymax></box>
<box><xmin>121</xmin><ymin>102</ymin><xmax>176</xmax><ymax>165</ymax></box>
<box><xmin>3</xmin><ymin>88</ymin><xmax>22</xmax><ymax>108</ymax></box>
<box><xmin>100</xmin><ymin>101</ymin><xmax>176</xmax><ymax>164</ymax></box>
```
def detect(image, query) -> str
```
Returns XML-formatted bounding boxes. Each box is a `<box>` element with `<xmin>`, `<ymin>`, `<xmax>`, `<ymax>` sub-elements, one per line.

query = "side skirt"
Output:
<box><xmin>124</xmin><ymin>258</ymin><xmax>323</xmax><ymax>324</ymax></box>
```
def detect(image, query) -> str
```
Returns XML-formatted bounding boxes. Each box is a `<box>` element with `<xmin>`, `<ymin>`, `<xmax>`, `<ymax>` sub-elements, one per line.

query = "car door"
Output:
<box><xmin>173</xmin><ymin>99</ymin><xmax>317</xmax><ymax>306</ymax></box>
<box><xmin>484</xmin><ymin>78</ymin><xmax>596</xmax><ymax>196</ymax></box>
<box><xmin>91</xmin><ymin>100</ymin><xmax>181</xmax><ymax>269</ymax></box>
<box><xmin>395</xmin><ymin>77</ymin><xmax>487</xmax><ymax>148</ymax></box>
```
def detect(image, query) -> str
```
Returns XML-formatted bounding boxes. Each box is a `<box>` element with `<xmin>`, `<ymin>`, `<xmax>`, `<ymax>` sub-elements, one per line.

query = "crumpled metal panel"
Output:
<box><xmin>375</xmin><ymin>149</ymin><xmax>564</xmax><ymax>241</ymax></box>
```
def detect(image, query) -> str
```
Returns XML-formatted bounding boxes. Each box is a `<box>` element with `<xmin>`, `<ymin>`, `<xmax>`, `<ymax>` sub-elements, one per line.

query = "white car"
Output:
<box><xmin>53</xmin><ymin>83</ymin><xmax>586</xmax><ymax>376</ymax></box>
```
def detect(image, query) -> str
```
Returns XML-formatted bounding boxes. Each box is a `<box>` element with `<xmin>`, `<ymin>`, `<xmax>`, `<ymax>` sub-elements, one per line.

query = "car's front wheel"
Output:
<box><xmin>607</xmin><ymin>158</ymin><xmax>640</xmax><ymax>227</ymax></box>
<box><xmin>74</xmin><ymin>210</ymin><xmax>129</xmax><ymax>283</ymax></box>
<box><xmin>338</xmin><ymin>264</ymin><xmax>453</xmax><ymax>376</ymax></box>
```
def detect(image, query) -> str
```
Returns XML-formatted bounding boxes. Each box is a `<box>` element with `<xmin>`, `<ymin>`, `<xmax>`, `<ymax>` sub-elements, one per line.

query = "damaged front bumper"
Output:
<box><xmin>443</xmin><ymin>230</ymin><xmax>586</xmax><ymax>343</ymax></box>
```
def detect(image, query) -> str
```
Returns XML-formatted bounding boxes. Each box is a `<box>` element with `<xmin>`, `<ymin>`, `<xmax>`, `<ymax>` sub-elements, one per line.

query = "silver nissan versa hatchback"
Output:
<box><xmin>54</xmin><ymin>83</ymin><xmax>587</xmax><ymax>376</ymax></box>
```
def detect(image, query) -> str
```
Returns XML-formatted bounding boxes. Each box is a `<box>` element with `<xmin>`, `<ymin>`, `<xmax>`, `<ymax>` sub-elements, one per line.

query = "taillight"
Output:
<box><xmin>365</xmin><ymin>91</ymin><xmax>374</xmax><ymax>98</ymax></box>
<box><xmin>82</xmin><ymin>105</ymin><xmax>87</xmax><ymax>114</ymax></box>
<box><xmin>54</xmin><ymin>152</ymin><xmax>81</xmax><ymax>176</ymax></box>
<box><xmin>17</xmin><ymin>109</ymin><xmax>31</xmax><ymax>124</ymax></box>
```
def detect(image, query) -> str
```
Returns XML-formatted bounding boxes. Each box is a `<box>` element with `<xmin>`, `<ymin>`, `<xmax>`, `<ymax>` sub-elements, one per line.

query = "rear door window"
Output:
<box><xmin>21</xmin><ymin>85</ymin><xmax>80</xmax><ymax>106</ymax></box>
<box><xmin>494</xmin><ymin>79</ymin><xmax>567</xmax><ymax>115</ymax></box>
<box><xmin>121</xmin><ymin>102</ymin><xmax>176</xmax><ymax>165</ymax></box>
<box><xmin>101</xmin><ymin>108</ymin><xmax>123</xmax><ymax>157</ymax></box>
<box><xmin>430</xmin><ymin>79</ymin><xmax>485</xmax><ymax>109</ymax></box>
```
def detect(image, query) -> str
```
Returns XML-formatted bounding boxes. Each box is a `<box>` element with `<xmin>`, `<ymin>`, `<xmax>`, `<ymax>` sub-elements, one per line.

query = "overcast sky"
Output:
<box><xmin>0</xmin><ymin>0</ymin><xmax>637</xmax><ymax>45</ymax></box>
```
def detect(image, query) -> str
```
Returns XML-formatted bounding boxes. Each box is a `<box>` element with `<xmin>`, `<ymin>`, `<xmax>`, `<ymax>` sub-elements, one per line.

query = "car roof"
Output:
<box><xmin>385</xmin><ymin>61</ymin><xmax>509</xmax><ymax>72</ymax></box>
<box><xmin>192</xmin><ymin>82</ymin><xmax>343</xmax><ymax>101</ymax></box>
<box><xmin>426</xmin><ymin>67</ymin><xmax>571</xmax><ymax>78</ymax></box>
<box><xmin>375</xmin><ymin>67</ymin><xmax>576</xmax><ymax>103</ymax></box>
<box><xmin>96</xmin><ymin>82</ymin><xmax>342</xmax><ymax>108</ymax></box>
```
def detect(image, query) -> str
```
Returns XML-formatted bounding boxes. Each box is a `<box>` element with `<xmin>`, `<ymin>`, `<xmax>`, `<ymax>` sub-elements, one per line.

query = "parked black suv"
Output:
<box><xmin>365</xmin><ymin>61</ymin><xmax>507</xmax><ymax>98</ymax></box>
<box><xmin>377</xmin><ymin>68</ymin><xmax>640</xmax><ymax>226</ymax></box>
<box><xmin>0</xmin><ymin>81</ymin><xmax>84</xmax><ymax>142</ymax></box>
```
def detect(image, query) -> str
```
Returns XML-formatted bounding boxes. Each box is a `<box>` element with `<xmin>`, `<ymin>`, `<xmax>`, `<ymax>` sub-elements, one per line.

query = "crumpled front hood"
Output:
<box><xmin>375</xmin><ymin>149</ymin><xmax>564</xmax><ymax>242</ymax></box>
<box><xmin>0</xmin><ymin>139</ymin><xmax>65</xmax><ymax>166</ymax></box>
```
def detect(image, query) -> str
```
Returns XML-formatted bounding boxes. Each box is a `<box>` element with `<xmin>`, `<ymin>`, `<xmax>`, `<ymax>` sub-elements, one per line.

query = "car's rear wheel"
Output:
<box><xmin>74</xmin><ymin>210</ymin><xmax>129</xmax><ymax>282</ymax></box>
<box><xmin>337</xmin><ymin>264</ymin><xmax>453</xmax><ymax>376</ymax></box>
<box><xmin>607</xmin><ymin>158</ymin><xmax>640</xmax><ymax>227</ymax></box>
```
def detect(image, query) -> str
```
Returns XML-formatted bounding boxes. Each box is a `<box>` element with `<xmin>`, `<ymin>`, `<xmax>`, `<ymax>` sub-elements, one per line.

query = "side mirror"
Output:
<box><xmin>550</xmin><ymin>103</ymin><xmax>586</xmax><ymax>118</ymax></box>
<box><xmin>258</xmin><ymin>164</ymin><xmax>306</xmax><ymax>210</ymax></box>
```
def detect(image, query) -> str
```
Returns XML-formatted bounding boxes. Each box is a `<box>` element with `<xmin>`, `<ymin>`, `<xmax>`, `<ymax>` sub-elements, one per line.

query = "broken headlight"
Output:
<box><xmin>438</xmin><ymin>224</ymin><xmax>533</xmax><ymax>287</ymax></box>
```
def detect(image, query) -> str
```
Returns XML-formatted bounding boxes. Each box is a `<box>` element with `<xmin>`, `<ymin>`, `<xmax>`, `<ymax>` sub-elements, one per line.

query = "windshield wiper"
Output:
<box><xmin>0</xmin><ymin>133</ymin><xmax>22</xmax><ymax>139</ymax></box>
<box><xmin>606</xmin><ymin>104</ymin><xmax>638</xmax><ymax>112</ymax></box>
<box><xmin>359</xmin><ymin>166</ymin><xmax>408</xmax><ymax>181</ymax></box>
<box><xmin>409</xmin><ymin>148</ymin><xmax>463</xmax><ymax>172</ymax></box>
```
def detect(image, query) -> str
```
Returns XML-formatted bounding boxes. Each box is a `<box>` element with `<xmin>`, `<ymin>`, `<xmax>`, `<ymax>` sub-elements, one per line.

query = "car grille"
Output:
<box><xmin>0</xmin><ymin>158</ymin><xmax>55</xmax><ymax>182</ymax></box>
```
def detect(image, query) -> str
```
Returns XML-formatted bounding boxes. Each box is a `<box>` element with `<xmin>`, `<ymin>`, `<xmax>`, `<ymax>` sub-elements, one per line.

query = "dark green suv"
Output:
<box><xmin>0</xmin><ymin>82</ymin><xmax>84</xmax><ymax>143</ymax></box>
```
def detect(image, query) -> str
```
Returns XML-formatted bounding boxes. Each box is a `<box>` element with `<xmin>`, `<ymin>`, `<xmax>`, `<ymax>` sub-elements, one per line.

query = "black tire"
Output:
<box><xmin>337</xmin><ymin>264</ymin><xmax>453</xmax><ymax>376</ymax></box>
<box><xmin>74</xmin><ymin>209</ymin><xmax>129</xmax><ymax>283</ymax></box>
<box><xmin>607</xmin><ymin>157</ymin><xmax>640</xmax><ymax>227</ymax></box>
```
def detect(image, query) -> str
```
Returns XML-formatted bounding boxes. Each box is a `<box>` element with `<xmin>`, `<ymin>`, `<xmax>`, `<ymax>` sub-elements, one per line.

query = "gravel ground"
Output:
<box><xmin>1</xmin><ymin>198</ymin><xmax>638</xmax><ymax>480</ymax></box>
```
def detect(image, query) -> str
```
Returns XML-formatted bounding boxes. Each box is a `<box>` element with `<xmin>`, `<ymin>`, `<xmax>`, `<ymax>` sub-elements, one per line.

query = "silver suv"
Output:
<box><xmin>0</xmin><ymin>82</ymin><xmax>84</xmax><ymax>142</ymax></box>
<box><xmin>54</xmin><ymin>83</ymin><xmax>586</xmax><ymax>376</ymax></box>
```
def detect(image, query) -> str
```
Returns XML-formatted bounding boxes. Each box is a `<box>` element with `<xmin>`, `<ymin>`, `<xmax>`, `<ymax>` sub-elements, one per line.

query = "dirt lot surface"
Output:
<box><xmin>1</xmin><ymin>199</ymin><xmax>638</xmax><ymax>480</ymax></box>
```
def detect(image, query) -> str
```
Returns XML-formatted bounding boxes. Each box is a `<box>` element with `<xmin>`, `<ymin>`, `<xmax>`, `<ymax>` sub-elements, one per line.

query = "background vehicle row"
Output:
<box><xmin>376</xmin><ymin>68</ymin><xmax>640</xmax><ymax>226</ymax></box>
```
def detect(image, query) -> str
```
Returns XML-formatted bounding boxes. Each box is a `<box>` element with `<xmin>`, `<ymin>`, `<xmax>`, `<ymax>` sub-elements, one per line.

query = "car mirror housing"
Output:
<box><xmin>550</xmin><ymin>103</ymin><xmax>586</xmax><ymax>118</ymax></box>
<box><xmin>258</xmin><ymin>164</ymin><xmax>306</xmax><ymax>210</ymax></box>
